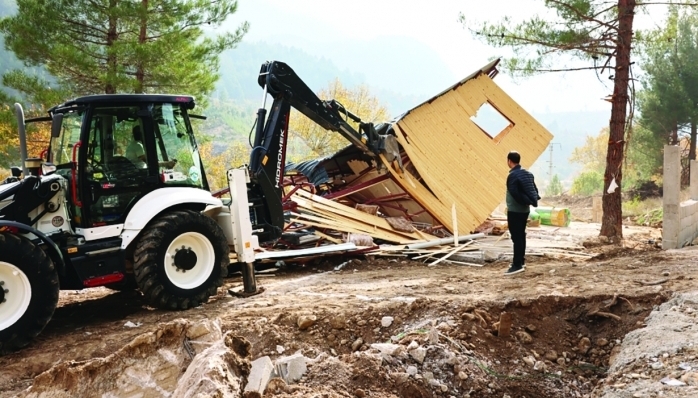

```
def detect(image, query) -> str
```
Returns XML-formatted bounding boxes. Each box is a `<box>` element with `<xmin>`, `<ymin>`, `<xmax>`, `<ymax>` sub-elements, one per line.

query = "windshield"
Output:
<box><xmin>152</xmin><ymin>103</ymin><xmax>206</xmax><ymax>189</ymax></box>
<box><xmin>50</xmin><ymin>110</ymin><xmax>83</xmax><ymax>166</ymax></box>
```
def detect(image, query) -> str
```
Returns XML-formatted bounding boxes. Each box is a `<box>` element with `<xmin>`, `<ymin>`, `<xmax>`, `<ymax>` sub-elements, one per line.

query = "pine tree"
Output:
<box><xmin>463</xmin><ymin>0</ymin><xmax>698</xmax><ymax>240</ymax></box>
<box><xmin>547</xmin><ymin>174</ymin><xmax>563</xmax><ymax>196</ymax></box>
<box><xmin>0</xmin><ymin>0</ymin><xmax>248</xmax><ymax>99</ymax></box>
<box><xmin>637</xmin><ymin>8</ymin><xmax>697</xmax><ymax>149</ymax></box>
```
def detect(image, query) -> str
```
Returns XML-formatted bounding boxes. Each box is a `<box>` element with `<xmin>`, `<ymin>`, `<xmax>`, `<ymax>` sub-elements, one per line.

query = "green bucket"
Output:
<box><xmin>536</xmin><ymin>206</ymin><xmax>571</xmax><ymax>227</ymax></box>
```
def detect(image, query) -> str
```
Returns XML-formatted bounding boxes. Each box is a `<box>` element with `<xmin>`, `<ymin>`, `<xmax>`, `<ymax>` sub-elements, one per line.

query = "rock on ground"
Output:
<box><xmin>173</xmin><ymin>332</ymin><xmax>251</xmax><ymax>398</ymax></box>
<box><xmin>594</xmin><ymin>292</ymin><xmax>698</xmax><ymax>398</ymax></box>
<box><xmin>17</xmin><ymin>319</ymin><xmax>250</xmax><ymax>398</ymax></box>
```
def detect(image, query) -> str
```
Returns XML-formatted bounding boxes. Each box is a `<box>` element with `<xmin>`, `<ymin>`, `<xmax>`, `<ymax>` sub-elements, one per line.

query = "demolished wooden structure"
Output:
<box><xmin>382</xmin><ymin>59</ymin><xmax>554</xmax><ymax>233</ymax></box>
<box><xmin>264</xmin><ymin>59</ymin><xmax>560</xmax><ymax>263</ymax></box>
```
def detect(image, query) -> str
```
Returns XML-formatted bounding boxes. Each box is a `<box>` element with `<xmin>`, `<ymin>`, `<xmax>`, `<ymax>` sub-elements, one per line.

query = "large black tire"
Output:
<box><xmin>133</xmin><ymin>210</ymin><xmax>228</xmax><ymax>310</ymax></box>
<box><xmin>0</xmin><ymin>233</ymin><xmax>59</xmax><ymax>354</ymax></box>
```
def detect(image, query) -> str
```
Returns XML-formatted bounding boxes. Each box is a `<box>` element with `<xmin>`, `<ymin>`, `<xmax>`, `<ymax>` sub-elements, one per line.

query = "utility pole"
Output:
<box><xmin>547</xmin><ymin>142</ymin><xmax>562</xmax><ymax>183</ymax></box>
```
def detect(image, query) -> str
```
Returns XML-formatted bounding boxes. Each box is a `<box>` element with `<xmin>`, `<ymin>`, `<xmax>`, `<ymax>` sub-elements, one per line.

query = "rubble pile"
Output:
<box><xmin>17</xmin><ymin>319</ymin><xmax>251</xmax><ymax>398</ymax></box>
<box><xmin>220</xmin><ymin>293</ymin><xmax>661</xmax><ymax>397</ymax></box>
<box><xmin>595</xmin><ymin>292</ymin><xmax>698</xmax><ymax>397</ymax></box>
<box><xmin>261</xmin><ymin>59</ymin><xmax>554</xmax><ymax>263</ymax></box>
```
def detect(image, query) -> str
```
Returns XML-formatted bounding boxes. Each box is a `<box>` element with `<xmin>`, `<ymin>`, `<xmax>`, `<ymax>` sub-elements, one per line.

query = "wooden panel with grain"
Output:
<box><xmin>392</xmin><ymin>72</ymin><xmax>553</xmax><ymax>233</ymax></box>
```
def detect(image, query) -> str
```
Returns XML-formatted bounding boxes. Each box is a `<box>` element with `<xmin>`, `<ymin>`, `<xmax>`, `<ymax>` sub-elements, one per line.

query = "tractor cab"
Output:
<box><xmin>47</xmin><ymin>95</ymin><xmax>209</xmax><ymax>229</ymax></box>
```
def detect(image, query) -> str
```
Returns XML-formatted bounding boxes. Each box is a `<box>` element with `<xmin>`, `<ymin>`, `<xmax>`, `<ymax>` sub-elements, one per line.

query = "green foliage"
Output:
<box><xmin>624</xmin><ymin>124</ymin><xmax>664</xmax><ymax>182</ymax></box>
<box><xmin>546</xmin><ymin>174</ymin><xmax>563</xmax><ymax>196</ymax></box>
<box><xmin>635</xmin><ymin>207</ymin><xmax>663</xmax><ymax>227</ymax></box>
<box><xmin>622</xmin><ymin>196</ymin><xmax>663</xmax><ymax>226</ymax></box>
<box><xmin>0</xmin><ymin>0</ymin><xmax>249</xmax><ymax>98</ymax></box>
<box><xmin>622</xmin><ymin>195</ymin><xmax>643</xmax><ymax>214</ymax></box>
<box><xmin>462</xmin><ymin>0</ymin><xmax>618</xmax><ymax>76</ymax></box>
<box><xmin>200</xmin><ymin>99</ymin><xmax>257</xmax><ymax>139</ymax></box>
<box><xmin>570</xmin><ymin>125</ymin><xmax>663</xmax><ymax>192</ymax></box>
<box><xmin>569</xmin><ymin>127</ymin><xmax>608</xmax><ymax>174</ymax></box>
<box><xmin>637</xmin><ymin>7</ymin><xmax>698</xmax><ymax>144</ymax></box>
<box><xmin>570</xmin><ymin>170</ymin><xmax>603</xmax><ymax>195</ymax></box>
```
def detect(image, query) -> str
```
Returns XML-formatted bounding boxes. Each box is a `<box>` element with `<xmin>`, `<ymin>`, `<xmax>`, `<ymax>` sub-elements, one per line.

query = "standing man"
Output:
<box><xmin>504</xmin><ymin>151</ymin><xmax>540</xmax><ymax>275</ymax></box>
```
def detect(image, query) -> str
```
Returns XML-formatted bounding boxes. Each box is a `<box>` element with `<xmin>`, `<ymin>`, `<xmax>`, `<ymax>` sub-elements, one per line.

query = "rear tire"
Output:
<box><xmin>133</xmin><ymin>210</ymin><xmax>228</xmax><ymax>310</ymax></box>
<box><xmin>0</xmin><ymin>233</ymin><xmax>59</xmax><ymax>354</ymax></box>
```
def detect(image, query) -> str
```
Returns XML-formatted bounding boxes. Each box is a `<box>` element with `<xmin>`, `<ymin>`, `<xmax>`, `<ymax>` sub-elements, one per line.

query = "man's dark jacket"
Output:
<box><xmin>507</xmin><ymin>165</ymin><xmax>540</xmax><ymax>208</ymax></box>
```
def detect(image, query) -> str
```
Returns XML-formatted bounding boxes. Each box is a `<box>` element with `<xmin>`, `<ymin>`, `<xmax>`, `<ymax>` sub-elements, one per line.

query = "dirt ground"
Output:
<box><xmin>1</xmin><ymin>222</ymin><xmax>693</xmax><ymax>397</ymax></box>
<box><xmin>2</xmin><ymin>196</ymin><xmax>695</xmax><ymax>398</ymax></box>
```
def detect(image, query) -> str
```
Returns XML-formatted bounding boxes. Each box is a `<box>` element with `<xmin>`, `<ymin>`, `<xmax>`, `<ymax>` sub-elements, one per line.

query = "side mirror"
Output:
<box><xmin>51</xmin><ymin>113</ymin><xmax>64</xmax><ymax>138</ymax></box>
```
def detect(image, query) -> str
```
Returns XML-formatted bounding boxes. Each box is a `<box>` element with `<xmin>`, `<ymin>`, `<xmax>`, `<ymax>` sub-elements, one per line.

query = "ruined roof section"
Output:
<box><xmin>399</xmin><ymin>58</ymin><xmax>500</xmax><ymax>120</ymax></box>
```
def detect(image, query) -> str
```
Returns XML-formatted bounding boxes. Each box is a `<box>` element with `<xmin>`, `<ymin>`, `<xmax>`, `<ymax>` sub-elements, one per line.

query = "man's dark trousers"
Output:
<box><xmin>507</xmin><ymin>211</ymin><xmax>529</xmax><ymax>267</ymax></box>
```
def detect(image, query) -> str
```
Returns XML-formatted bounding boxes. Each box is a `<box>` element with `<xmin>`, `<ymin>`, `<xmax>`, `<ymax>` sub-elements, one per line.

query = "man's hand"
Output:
<box><xmin>161</xmin><ymin>159</ymin><xmax>178</xmax><ymax>168</ymax></box>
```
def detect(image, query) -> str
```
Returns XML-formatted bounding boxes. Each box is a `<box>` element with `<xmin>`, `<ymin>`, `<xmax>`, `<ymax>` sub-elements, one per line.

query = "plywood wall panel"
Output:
<box><xmin>392</xmin><ymin>72</ymin><xmax>553</xmax><ymax>233</ymax></box>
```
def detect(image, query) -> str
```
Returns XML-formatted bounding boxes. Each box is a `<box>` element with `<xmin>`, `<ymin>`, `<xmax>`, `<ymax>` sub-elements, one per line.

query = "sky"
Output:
<box><xmin>225</xmin><ymin>0</ymin><xmax>669</xmax><ymax>114</ymax></box>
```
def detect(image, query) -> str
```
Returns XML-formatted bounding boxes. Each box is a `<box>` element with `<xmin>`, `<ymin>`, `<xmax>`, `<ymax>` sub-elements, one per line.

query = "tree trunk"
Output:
<box><xmin>600</xmin><ymin>0</ymin><xmax>635</xmax><ymax>241</ymax></box>
<box><xmin>672</xmin><ymin>121</ymin><xmax>679</xmax><ymax>145</ymax></box>
<box><xmin>690</xmin><ymin>120</ymin><xmax>697</xmax><ymax>160</ymax></box>
<box><xmin>105</xmin><ymin>0</ymin><xmax>118</xmax><ymax>94</ymax></box>
<box><xmin>135</xmin><ymin>0</ymin><xmax>148</xmax><ymax>93</ymax></box>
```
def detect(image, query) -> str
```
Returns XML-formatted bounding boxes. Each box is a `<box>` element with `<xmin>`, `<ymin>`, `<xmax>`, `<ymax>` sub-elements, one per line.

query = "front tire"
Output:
<box><xmin>0</xmin><ymin>233</ymin><xmax>59</xmax><ymax>354</ymax></box>
<box><xmin>133</xmin><ymin>210</ymin><xmax>228</xmax><ymax>310</ymax></box>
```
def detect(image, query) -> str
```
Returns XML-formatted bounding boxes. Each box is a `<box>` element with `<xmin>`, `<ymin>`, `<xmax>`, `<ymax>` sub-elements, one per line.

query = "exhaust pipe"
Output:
<box><xmin>14</xmin><ymin>103</ymin><xmax>28</xmax><ymax>177</ymax></box>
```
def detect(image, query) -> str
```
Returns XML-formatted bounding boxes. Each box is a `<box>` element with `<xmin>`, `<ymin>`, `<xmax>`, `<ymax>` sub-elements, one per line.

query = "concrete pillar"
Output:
<box><xmin>690</xmin><ymin>160</ymin><xmax>698</xmax><ymax>200</ymax></box>
<box><xmin>592</xmin><ymin>197</ymin><xmax>602</xmax><ymax>223</ymax></box>
<box><xmin>663</xmin><ymin>145</ymin><xmax>681</xmax><ymax>249</ymax></box>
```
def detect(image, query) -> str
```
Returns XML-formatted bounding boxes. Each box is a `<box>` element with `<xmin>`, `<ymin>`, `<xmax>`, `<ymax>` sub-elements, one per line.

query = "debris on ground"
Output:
<box><xmin>16</xmin><ymin>319</ymin><xmax>250</xmax><ymax>398</ymax></box>
<box><xmin>268</xmin><ymin>60</ymin><xmax>554</xmax><ymax>262</ymax></box>
<box><xmin>595</xmin><ymin>292</ymin><xmax>698</xmax><ymax>397</ymax></box>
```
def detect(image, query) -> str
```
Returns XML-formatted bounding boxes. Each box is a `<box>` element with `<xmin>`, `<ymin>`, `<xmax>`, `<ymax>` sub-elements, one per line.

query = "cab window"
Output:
<box><xmin>152</xmin><ymin>103</ymin><xmax>205</xmax><ymax>188</ymax></box>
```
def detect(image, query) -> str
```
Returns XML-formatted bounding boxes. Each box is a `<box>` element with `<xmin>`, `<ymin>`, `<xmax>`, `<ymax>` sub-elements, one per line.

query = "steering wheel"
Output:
<box><xmin>86</xmin><ymin>158</ymin><xmax>103</xmax><ymax>173</ymax></box>
<box><xmin>106</xmin><ymin>155</ymin><xmax>139</xmax><ymax>176</ymax></box>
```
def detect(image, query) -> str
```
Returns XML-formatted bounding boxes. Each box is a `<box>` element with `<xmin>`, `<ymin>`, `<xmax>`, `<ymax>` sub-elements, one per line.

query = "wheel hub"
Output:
<box><xmin>164</xmin><ymin>231</ymin><xmax>215</xmax><ymax>290</ymax></box>
<box><xmin>173</xmin><ymin>246</ymin><xmax>197</xmax><ymax>271</ymax></box>
<box><xmin>0</xmin><ymin>261</ymin><xmax>32</xmax><ymax>331</ymax></box>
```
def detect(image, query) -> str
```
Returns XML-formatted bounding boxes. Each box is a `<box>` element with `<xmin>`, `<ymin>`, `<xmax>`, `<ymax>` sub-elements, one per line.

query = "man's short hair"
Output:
<box><xmin>507</xmin><ymin>151</ymin><xmax>521</xmax><ymax>164</ymax></box>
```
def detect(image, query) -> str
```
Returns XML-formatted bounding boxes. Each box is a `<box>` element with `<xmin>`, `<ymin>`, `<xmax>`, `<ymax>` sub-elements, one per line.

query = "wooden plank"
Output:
<box><xmin>290</xmin><ymin>218</ymin><xmax>417</xmax><ymax>245</ymax></box>
<box><xmin>314</xmin><ymin>230</ymin><xmax>344</xmax><ymax>244</ymax></box>
<box><xmin>292</xmin><ymin>190</ymin><xmax>436</xmax><ymax>241</ymax></box>
<box><xmin>444</xmin><ymin>259</ymin><xmax>485</xmax><ymax>267</ymax></box>
<box><xmin>290</xmin><ymin>212</ymin><xmax>410</xmax><ymax>243</ymax></box>
<box><xmin>429</xmin><ymin>241</ymin><xmax>474</xmax><ymax>266</ymax></box>
<box><xmin>387</xmin><ymin>72</ymin><xmax>553</xmax><ymax>235</ymax></box>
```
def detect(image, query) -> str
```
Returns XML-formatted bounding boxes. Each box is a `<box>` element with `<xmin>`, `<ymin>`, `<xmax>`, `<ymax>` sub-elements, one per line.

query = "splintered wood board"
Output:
<box><xmin>290</xmin><ymin>190</ymin><xmax>437</xmax><ymax>244</ymax></box>
<box><xmin>390</xmin><ymin>72</ymin><xmax>553</xmax><ymax>234</ymax></box>
<box><xmin>291</xmin><ymin>200</ymin><xmax>430</xmax><ymax>243</ymax></box>
<box><xmin>343</xmin><ymin>160</ymin><xmax>433</xmax><ymax>225</ymax></box>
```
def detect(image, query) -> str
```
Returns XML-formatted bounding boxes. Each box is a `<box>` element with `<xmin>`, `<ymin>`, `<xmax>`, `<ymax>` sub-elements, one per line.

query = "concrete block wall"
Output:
<box><xmin>663</xmin><ymin>145</ymin><xmax>698</xmax><ymax>249</ymax></box>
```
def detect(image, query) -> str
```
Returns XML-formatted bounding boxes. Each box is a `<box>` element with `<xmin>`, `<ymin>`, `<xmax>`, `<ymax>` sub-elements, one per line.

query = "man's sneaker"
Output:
<box><xmin>504</xmin><ymin>264</ymin><xmax>524</xmax><ymax>275</ymax></box>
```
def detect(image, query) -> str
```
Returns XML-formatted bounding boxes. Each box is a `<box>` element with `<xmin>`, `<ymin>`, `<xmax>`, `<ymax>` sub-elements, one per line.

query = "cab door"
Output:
<box><xmin>80</xmin><ymin>105</ymin><xmax>157</xmax><ymax>227</ymax></box>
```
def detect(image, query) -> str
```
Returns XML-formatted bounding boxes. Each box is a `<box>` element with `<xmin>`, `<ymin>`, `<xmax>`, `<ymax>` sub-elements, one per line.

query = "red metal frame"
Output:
<box><xmin>322</xmin><ymin>173</ymin><xmax>390</xmax><ymax>200</ymax></box>
<box><xmin>212</xmin><ymin>187</ymin><xmax>230</xmax><ymax>198</ymax></box>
